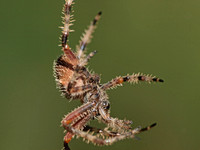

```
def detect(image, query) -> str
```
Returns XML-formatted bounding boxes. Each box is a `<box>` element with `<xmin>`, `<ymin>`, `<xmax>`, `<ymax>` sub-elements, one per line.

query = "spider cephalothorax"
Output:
<box><xmin>54</xmin><ymin>0</ymin><xmax>164</xmax><ymax>150</ymax></box>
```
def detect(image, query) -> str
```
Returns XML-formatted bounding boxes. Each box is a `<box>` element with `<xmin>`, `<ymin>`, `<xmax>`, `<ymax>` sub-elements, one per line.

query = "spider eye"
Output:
<box><xmin>102</xmin><ymin>101</ymin><xmax>110</xmax><ymax>110</ymax></box>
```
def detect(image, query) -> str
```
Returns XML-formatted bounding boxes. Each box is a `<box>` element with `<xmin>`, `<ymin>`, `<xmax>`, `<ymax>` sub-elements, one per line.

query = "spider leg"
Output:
<box><xmin>76</xmin><ymin>12</ymin><xmax>102</xmax><ymax>60</ymax></box>
<box><xmin>83</xmin><ymin>125</ymin><xmax>103</xmax><ymax>133</ymax></box>
<box><xmin>62</xmin><ymin>102</ymin><xmax>95</xmax><ymax>149</ymax></box>
<box><xmin>63</xmin><ymin>142</ymin><xmax>71</xmax><ymax>150</ymax></box>
<box><xmin>61</xmin><ymin>0</ymin><xmax>75</xmax><ymax>48</ymax></box>
<box><xmin>79</xmin><ymin>50</ymin><xmax>97</xmax><ymax>66</ymax></box>
<box><xmin>100</xmin><ymin>116</ymin><xmax>133</xmax><ymax>131</ymax></box>
<box><xmin>63</xmin><ymin>123</ymin><xmax>156</xmax><ymax>146</ymax></box>
<box><xmin>63</xmin><ymin>114</ymin><xmax>92</xmax><ymax>150</ymax></box>
<box><xmin>98</xmin><ymin>107</ymin><xmax>133</xmax><ymax>131</ymax></box>
<box><xmin>83</xmin><ymin>125</ymin><xmax>120</xmax><ymax>137</ymax></box>
<box><xmin>101</xmin><ymin>73</ymin><xmax>164</xmax><ymax>90</ymax></box>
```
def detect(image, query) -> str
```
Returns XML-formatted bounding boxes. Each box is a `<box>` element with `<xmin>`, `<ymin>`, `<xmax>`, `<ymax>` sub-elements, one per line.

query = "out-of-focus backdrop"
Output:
<box><xmin>1</xmin><ymin>0</ymin><xmax>200</xmax><ymax>150</ymax></box>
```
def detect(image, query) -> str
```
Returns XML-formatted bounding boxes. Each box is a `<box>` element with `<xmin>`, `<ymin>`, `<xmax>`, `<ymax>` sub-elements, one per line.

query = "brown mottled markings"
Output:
<box><xmin>54</xmin><ymin>1</ymin><xmax>164</xmax><ymax>150</ymax></box>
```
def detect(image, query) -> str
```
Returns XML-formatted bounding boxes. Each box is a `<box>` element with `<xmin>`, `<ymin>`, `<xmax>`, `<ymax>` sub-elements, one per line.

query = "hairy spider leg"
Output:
<box><xmin>61</xmin><ymin>0</ymin><xmax>74</xmax><ymax>48</ymax></box>
<box><xmin>76</xmin><ymin>12</ymin><xmax>102</xmax><ymax>61</ymax></box>
<box><xmin>101</xmin><ymin>73</ymin><xmax>164</xmax><ymax>90</ymax></box>
<box><xmin>83</xmin><ymin>125</ymin><xmax>122</xmax><ymax>137</ymax></box>
<box><xmin>79</xmin><ymin>50</ymin><xmax>97</xmax><ymax>66</ymax></box>
<box><xmin>64</xmin><ymin>115</ymin><xmax>91</xmax><ymax>150</ymax></box>
<box><xmin>62</xmin><ymin>102</ymin><xmax>95</xmax><ymax>149</ymax></box>
<box><xmin>63</xmin><ymin>123</ymin><xmax>156</xmax><ymax>146</ymax></box>
<box><xmin>98</xmin><ymin>107</ymin><xmax>133</xmax><ymax>131</ymax></box>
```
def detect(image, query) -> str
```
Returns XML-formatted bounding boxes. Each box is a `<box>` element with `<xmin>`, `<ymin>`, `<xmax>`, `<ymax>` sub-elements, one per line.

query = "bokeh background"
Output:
<box><xmin>1</xmin><ymin>0</ymin><xmax>200</xmax><ymax>150</ymax></box>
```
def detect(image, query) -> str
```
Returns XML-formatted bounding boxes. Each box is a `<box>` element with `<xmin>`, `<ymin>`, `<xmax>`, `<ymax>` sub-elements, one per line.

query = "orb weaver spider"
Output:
<box><xmin>53</xmin><ymin>0</ymin><xmax>164</xmax><ymax>150</ymax></box>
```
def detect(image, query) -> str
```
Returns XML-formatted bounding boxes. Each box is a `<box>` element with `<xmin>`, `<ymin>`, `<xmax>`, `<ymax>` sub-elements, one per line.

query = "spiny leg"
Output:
<box><xmin>61</xmin><ymin>0</ymin><xmax>74</xmax><ymax>48</ymax></box>
<box><xmin>98</xmin><ymin>107</ymin><xmax>133</xmax><ymax>131</ymax></box>
<box><xmin>62</xmin><ymin>102</ymin><xmax>95</xmax><ymax>150</ymax></box>
<box><xmin>139</xmin><ymin>123</ymin><xmax>157</xmax><ymax>132</ymax></box>
<box><xmin>63</xmin><ymin>123</ymin><xmax>156</xmax><ymax>149</ymax></box>
<box><xmin>101</xmin><ymin>73</ymin><xmax>164</xmax><ymax>90</ymax></box>
<box><xmin>79</xmin><ymin>50</ymin><xmax>97</xmax><ymax>66</ymax></box>
<box><xmin>64</xmin><ymin>142</ymin><xmax>71</xmax><ymax>150</ymax></box>
<box><xmin>63</xmin><ymin>114</ymin><xmax>92</xmax><ymax>150</ymax></box>
<box><xmin>76</xmin><ymin>12</ymin><xmax>102</xmax><ymax>60</ymax></box>
<box><xmin>55</xmin><ymin>0</ymin><xmax>78</xmax><ymax>91</ymax></box>
<box><xmin>62</xmin><ymin>102</ymin><xmax>94</xmax><ymax>127</ymax></box>
<box><xmin>83</xmin><ymin>125</ymin><xmax>120</xmax><ymax>137</ymax></box>
<box><xmin>100</xmin><ymin>116</ymin><xmax>133</xmax><ymax>131</ymax></box>
<box><xmin>63</xmin><ymin>123</ymin><xmax>157</xmax><ymax>146</ymax></box>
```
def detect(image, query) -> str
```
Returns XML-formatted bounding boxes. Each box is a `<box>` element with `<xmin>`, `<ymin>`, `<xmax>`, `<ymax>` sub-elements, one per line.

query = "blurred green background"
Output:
<box><xmin>1</xmin><ymin>0</ymin><xmax>200</xmax><ymax>150</ymax></box>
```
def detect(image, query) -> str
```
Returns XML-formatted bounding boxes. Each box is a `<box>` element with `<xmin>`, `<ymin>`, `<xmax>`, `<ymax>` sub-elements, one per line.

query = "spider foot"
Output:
<box><xmin>64</xmin><ymin>141</ymin><xmax>70</xmax><ymax>150</ymax></box>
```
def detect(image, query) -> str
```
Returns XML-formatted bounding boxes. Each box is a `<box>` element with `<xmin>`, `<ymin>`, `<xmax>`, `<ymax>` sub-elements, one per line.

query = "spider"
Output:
<box><xmin>53</xmin><ymin>0</ymin><xmax>164</xmax><ymax>150</ymax></box>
